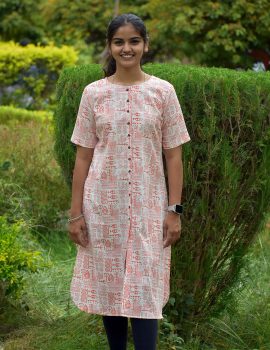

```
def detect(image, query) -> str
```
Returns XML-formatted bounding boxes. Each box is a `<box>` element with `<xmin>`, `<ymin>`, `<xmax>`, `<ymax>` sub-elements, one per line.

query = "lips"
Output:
<box><xmin>120</xmin><ymin>54</ymin><xmax>134</xmax><ymax>58</ymax></box>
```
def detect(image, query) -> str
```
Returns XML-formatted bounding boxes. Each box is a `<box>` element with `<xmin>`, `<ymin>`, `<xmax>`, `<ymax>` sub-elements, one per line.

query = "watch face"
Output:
<box><xmin>175</xmin><ymin>205</ymin><xmax>183</xmax><ymax>214</ymax></box>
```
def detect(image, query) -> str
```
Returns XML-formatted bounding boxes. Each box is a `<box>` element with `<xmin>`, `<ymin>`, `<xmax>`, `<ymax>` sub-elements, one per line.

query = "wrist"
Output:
<box><xmin>69</xmin><ymin>208</ymin><xmax>83</xmax><ymax>217</ymax></box>
<box><xmin>68</xmin><ymin>213</ymin><xmax>84</xmax><ymax>223</ymax></box>
<box><xmin>167</xmin><ymin>204</ymin><xmax>183</xmax><ymax>215</ymax></box>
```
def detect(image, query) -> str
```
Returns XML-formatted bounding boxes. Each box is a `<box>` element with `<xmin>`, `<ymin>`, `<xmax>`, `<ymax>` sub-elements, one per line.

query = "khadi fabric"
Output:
<box><xmin>70</xmin><ymin>75</ymin><xmax>190</xmax><ymax>319</ymax></box>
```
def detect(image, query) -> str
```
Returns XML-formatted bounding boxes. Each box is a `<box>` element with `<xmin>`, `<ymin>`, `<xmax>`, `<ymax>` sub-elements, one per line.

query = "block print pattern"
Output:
<box><xmin>70</xmin><ymin>75</ymin><xmax>191</xmax><ymax>319</ymax></box>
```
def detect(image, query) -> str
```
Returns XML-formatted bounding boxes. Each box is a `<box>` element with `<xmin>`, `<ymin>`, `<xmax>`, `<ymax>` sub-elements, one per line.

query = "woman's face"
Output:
<box><xmin>109</xmin><ymin>23</ymin><xmax>148</xmax><ymax>69</ymax></box>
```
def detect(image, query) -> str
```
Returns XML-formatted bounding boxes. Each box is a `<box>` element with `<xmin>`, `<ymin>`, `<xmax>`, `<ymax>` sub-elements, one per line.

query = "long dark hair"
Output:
<box><xmin>102</xmin><ymin>13</ymin><xmax>149</xmax><ymax>77</ymax></box>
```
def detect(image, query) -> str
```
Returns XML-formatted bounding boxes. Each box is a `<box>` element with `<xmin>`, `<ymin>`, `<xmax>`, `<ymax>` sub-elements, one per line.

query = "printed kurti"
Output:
<box><xmin>70</xmin><ymin>75</ymin><xmax>191</xmax><ymax>319</ymax></box>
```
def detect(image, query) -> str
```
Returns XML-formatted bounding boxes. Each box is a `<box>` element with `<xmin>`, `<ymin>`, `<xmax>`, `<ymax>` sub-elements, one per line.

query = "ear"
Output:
<box><xmin>144</xmin><ymin>40</ymin><xmax>149</xmax><ymax>53</ymax></box>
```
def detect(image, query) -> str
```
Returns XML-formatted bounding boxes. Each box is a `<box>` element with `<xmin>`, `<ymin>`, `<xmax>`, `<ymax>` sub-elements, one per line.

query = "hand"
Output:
<box><xmin>68</xmin><ymin>216</ymin><xmax>89</xmax><ymax>248</ymax></box>
<box><xmin>163</xmin><ymin>212</ymin><xmax>181</xmax><ymax>248</ymax></box>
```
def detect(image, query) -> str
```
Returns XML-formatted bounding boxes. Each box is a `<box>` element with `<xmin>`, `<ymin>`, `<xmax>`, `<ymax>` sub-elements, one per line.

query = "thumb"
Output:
<box><xmin>81</xmin><ymin>222</ymin><xmax>89</xmax><ymax>241</ymax></box>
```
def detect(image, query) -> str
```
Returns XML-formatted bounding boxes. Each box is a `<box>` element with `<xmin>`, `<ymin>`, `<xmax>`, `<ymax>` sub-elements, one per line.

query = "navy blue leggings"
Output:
<box><xmin>102</xmin><ymin>315</ymin><xmax>158</xmax><ymax>350</ymax></box>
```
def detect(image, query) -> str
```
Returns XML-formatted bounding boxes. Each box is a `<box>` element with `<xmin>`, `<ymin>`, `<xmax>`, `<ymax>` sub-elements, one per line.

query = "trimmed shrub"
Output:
<box><xmin>54</xmin><ymin>63</ymin><xmax>270</xmax><ymax>338</ymax></box>
<box><xmin>0</xmin><ymin>105</ymin><xmax>53</xmax><ymax>125</ymax></box>
<box><xmin>0</xmin><ymin>41</ymin><xmax>77</xmax><ymax>110</ymax></box>
<box><xmin>0</xmin><ymin>216</ymin><xmax>46</xmax><ymax>302</ymax></box>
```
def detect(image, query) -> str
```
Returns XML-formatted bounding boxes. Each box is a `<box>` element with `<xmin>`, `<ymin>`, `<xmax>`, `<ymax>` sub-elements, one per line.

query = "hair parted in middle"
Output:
<box><xmin>101</xmin><ymin>13</ymin><xmax>149</xmax><ymax>77</ymax></box>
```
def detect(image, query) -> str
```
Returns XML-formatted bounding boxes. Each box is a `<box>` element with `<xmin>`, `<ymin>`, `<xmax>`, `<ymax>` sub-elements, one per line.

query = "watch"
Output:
<box><xmin>167</xmin><ymin>204</ymin><xmax>183</xmax><ymax>215</ymax></box>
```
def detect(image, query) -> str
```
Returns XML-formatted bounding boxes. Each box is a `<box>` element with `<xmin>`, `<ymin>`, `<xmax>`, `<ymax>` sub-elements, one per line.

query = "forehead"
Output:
<box><xmin>112</xmin><ymin>23</ymin><xmax>142</xmax><ymax>39</ymax></box>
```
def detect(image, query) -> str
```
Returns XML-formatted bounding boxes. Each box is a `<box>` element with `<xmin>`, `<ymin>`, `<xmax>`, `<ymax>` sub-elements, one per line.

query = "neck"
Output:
<box><xmin>113</xmin><ymin>66</ymin><xmax>145</xmax><ymax>84</ymax></box>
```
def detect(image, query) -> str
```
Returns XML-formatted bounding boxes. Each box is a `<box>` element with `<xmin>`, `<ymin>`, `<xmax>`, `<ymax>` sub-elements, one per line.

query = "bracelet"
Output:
<box><xmin>68</xmin><ymin>214</ymin><xmax>84</xmax><ymax>223</ymax></box>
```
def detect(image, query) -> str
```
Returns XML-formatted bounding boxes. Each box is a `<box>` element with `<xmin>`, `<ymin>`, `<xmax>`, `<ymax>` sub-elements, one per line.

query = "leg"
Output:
<box><xmin>130</xmin><ymin>318</ymin><xmax>158</xmax><ymax>350</ymax></box>
<box><xmin>102</xmin><ymin>315</ymin><xmax>128</xmax><ymax>350</ymax></box>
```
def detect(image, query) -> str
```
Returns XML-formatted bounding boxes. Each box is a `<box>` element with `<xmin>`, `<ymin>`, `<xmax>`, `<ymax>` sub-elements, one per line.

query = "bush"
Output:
<box><xmin>0</xmin><ymin>116</ymin><xmax>70</xmax><ymax>232</ymax></box>
<box><xmin>0</xmin><ymin>105</ymin><xmax>53</xmax><ymax>125</ymax></box>
<box><xmin>0</xmin><ymin>216</ymin><xmax>46</xmax><ymax>302</ymax></box>
<box><xmin>54</xmin><ymin>63</ymin><xmax>270</xmax><ymax>339</ymax></box>
<box><xmin>0</xmin><ymin>41</ymin><xmax>77</xmax><ymax>110</ymax></box>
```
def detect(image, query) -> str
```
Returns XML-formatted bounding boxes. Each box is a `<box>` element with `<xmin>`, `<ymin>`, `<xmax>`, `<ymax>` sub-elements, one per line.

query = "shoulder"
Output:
<box><xmin>80</xmin><ymin>78</ymin><xmax>107</xmax><ymax>101</ymax></box>
<box><xmin>150</xmin><ymin>75</ymin><xmax>174</xmax><ymax>91</ymax></box>
<box><xmin>83</xmin><ymin>78</ymin><xmax>106</xmax><ymax>92</ymax></box>
<box><xmin>149</xmin><ymin>75</ymin><xmax>176</xmax><ymax>104</ymax></box>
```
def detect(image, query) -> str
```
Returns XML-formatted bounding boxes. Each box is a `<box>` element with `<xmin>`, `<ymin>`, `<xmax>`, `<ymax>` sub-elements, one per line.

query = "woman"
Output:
<box><xmin>68</xmin><ymin>13</ymin><xmax>190</xmax><ymax>350</ymax></box>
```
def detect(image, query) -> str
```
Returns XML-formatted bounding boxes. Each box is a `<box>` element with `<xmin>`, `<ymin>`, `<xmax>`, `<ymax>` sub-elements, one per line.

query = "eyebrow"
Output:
<box><xmin>112</xmin><ymin>37</ymin><xmax>142</xmax><ymax>40</ymax></box>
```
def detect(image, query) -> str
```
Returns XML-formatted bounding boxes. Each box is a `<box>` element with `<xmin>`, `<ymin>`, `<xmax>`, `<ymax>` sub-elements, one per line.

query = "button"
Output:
<box><xmin>126</xmin><ymin>88</ymin><xmax>129</xmax><ymax>91</ymax></box>
<box><xmin>127</xmin><ymin>110</ymin><xmax>129</xmax><ymax>113</ymax></box>
<box><xmin>129</xmin><ymin>193</ymin><xmax>131</xmax><ymax>196</ymax></box>
<box><xmin>129</xmin><ymin>182</ymin><xmax>131</xmax><ymax>184</ymax></box>
<box><xmin>129</xmin><ymin>205</ymin><xmax>131</xmax><ymax>208</ymax></box>
<box><xmin>128</xmin><ymin>134</ymin><xmax>130</xmax><ymax>137</ymax></box>
<box><xmin>127</xmin><ymin>99</ymin><xmax>129</xmax><ymax>102</ymax></box>
<box><xmin>128</xmin><ymin>146</ymin><xmax>131</xmax><ymax>149</ymax></box>
<box><xmin>128</xmin><ymin>170</ymin><xmax>131</xmax><ymax>173</ymax></box>
<box><xmin>128</xmin><ymin>158</ymin><xmax>131</xmax><ymax>160</ymax></box>
<box><xmin>127</xmin><ymin>122</ymin><xmax>130</xmax><ymax>125</ymax></box>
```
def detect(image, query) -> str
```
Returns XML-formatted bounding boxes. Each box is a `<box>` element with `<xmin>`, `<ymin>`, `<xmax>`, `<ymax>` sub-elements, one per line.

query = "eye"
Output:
<box><xmin>114</xmin><ymin>41</ymin><xmax>123</xmax><ymax>45</ymax></box>
<box><xmin>131</xmin><ymin>39</ymin><xmax>140</xmax><ymax>44</ymax></box>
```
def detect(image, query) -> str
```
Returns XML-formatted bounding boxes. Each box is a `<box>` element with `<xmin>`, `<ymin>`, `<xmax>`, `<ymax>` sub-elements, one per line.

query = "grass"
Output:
<box><xmin>1</xmin><ymin>218</ymin><xmax>269</xmax><ymax>350</ymax></box>
<box><xmin>1</xmin><ymin>119</ymin><xmax>270</xmax><ymax>349</ymax></box>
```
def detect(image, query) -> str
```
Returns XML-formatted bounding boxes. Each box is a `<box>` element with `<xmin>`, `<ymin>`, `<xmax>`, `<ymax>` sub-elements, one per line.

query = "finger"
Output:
<box><xmin>79</xmin><ymin>229</ymin><xmax>89</xmax><ymax>247</ymax></box>
<box><xmin>81</xmin><ymin>225</ymin><xmax>89</xmax><ymax>241</ymax></box>
<box><xmin>163</xmin><ymin>238</ymin><xmax>172</xmax><ymax>248</ymax></box>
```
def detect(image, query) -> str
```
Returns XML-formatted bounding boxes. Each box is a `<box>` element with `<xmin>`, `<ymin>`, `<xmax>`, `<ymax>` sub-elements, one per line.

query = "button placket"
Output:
<box><xmin>126</xmin><ymin>88</ymin><xmax>131</xmax><ymax>222</ymax></box>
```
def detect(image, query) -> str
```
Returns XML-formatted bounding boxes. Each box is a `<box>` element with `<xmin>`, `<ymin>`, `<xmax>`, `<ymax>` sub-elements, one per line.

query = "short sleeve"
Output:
<box><xmin>161</xmin><ymin>85</ymin><xmax>191</xmax><ymax>149</ymax></box>
<box><xmin>70</xmin><ymin>87</ymin><xmax>98</xmax><ymax>148</ymax></box>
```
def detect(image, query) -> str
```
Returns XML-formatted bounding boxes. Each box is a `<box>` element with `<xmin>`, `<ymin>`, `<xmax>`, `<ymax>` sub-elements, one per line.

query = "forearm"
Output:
<box><xmin>165</xmin><ymin>156</ymin><xmax>183</xmax><ymax>205</ymax></box>
<box><xmin>70</xmin><ymin>156</ymin><xmax>92</xmax><ymax>216</ymax></box>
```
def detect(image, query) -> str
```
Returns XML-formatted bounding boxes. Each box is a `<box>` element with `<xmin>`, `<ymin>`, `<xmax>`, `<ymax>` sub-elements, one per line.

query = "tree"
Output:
<box><xmin>0</xmin><ymin>0</ymin><xmax>45</xmax><ymax>43</ymax></box>
<box><xmin>142</xmin><ymin>0</ymin><xmax>270</xmax><ymax>68</ymax></box>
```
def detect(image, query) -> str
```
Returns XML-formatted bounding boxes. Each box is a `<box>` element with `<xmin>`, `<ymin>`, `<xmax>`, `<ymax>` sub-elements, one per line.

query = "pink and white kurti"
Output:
<box><xmin>70</xmin><ymin>75</ymin><xmax>190</xmax><ymax>319</ymax></box>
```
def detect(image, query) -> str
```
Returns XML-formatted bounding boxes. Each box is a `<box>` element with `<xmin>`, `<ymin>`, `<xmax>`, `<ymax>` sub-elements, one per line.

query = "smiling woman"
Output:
<box><xmin>68</xmin><ymin>13</ymin><xmax>191</xmax><ymax>350</ymax></box>
<box><xmin>102</xmin><ymin>13</ymin><xmax>150</xmax><ymax>85</ymax></box>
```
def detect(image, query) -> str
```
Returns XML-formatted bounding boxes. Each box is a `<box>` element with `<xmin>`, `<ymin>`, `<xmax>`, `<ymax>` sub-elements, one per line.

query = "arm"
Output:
<box><xmin>162</xmin><ymin>145</ymin><xmax>183</xmax><ymax>248</ymax></box>
<box><xmin>163</xmin><ymin>145</ymin><xmax>183</xmax><ymax>205</ymax></box>
<box><xmin>68</xmin><ymin>146</ymin><xmax>94</xmax><ymax>247</ymax></box>
<box><xmin>70</xmin><ymin>146</ymin><xmax>94</xmax><ymax>216</ymax></box>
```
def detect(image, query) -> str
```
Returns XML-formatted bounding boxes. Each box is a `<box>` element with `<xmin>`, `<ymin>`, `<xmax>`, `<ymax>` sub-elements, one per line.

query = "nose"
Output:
<box><xmin>123</xmin><ymin>42</ymin><xmax>131</xmax><ymax>52</ymax></box>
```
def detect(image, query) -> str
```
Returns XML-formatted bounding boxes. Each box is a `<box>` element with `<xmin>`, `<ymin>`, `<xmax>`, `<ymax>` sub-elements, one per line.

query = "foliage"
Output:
<box><xmin>0</xmin><ymin>41</ymin><xmax>77</xmax><ymax>109</ymax></box>
<box><xmin>1</xmin><ymin>1</ymin><xmax>270</xmax><ymax>68</ymax></box>
<box><xmin>0</xmin><ymin>118</ymin><xmax>70</xmax><ymax>233</ymax></box>
<box><xmin>0</xmin><ymin>0</ymin><xmax>45</xmax><ymax>43</ymax></box>
<box><xmin>142</xmin><ymin>0</ymin><xmax>270</xmax><ymax>68</ymax></box>
<box><xmin>41</xmin><ymin>0</ymin><xmax>111</xmax><ymax>60</ymax></box>
<box><xmin>54</xmin><ymin>63</ymin><xmax>270</xmax><ymax>339</ymax></box>
<box><xmin>0</xmin><ymin>215</ymin><xmax>46</xmax><ymax>301</ymax></box>
<box><xmin>0</xmin><ymin>105</ymin><xmax>52</xmax><ymax>125</ymax></box>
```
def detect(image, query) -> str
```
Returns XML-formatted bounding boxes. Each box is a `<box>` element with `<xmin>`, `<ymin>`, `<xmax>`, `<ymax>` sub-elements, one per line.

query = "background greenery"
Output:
<box><xmin>1</xmin><ymin>0</ymin><xmax>270</xmax><ymax>69</ymax></box>
<box><xmin>1</xmin><ymin>0</ymin><xmax>270</xmax><ymax>348</ymax></box>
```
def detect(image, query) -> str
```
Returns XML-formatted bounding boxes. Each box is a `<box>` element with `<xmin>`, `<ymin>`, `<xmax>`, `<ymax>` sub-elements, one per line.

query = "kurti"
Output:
<box><xmin>70</xmin><ymin>75</ymin><xmax>191</xmax><ymax>319</ymax></box>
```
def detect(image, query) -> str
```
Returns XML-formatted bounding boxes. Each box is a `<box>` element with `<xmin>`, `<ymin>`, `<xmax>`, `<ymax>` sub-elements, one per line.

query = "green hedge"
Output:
<box><xmin>54</xmin><ymin>63</ymin><xmax>270</xmax><ymax>338</ymax></box>
<box><xmin>0</xmin><ymin>41</ymin><xmax>77</xmax><ymax>110</ymax></box>
<box><xmin>0</xmin><ymin>106</ymin><xmax>53</xmax><ymax>125</ymax></box>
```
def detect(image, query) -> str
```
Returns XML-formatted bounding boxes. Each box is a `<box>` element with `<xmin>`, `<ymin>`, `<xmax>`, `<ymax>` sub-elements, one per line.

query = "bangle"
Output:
<box><xmin>68</xmin><ymin>214</ymin><xmax>84</xmax><ymax>223</ymax></box>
